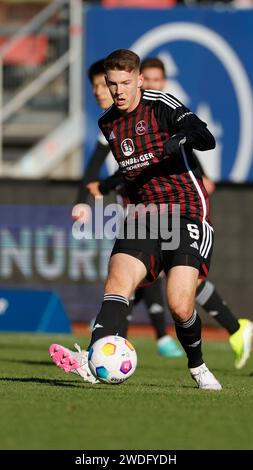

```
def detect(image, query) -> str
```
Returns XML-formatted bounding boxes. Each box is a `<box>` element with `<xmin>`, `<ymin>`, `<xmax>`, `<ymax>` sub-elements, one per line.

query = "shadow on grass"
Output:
<box><xmin>2</xmin><ymin>359</ymin><xmax>54</xmax><ymax>366</ymax></box>
<box><xmin>0</xmin><ymin>376</ymin><xmax>90</xmax><ymax>388</ymax></box>
<box><xmin>212</xmin><ymin>367</ymin><xmax>253</xmax><ymax>377</ymax></box>
<box><xmin>0</xmin><ymin>344</ymin><xmax>52</xmax><ymax>352</ymax></box>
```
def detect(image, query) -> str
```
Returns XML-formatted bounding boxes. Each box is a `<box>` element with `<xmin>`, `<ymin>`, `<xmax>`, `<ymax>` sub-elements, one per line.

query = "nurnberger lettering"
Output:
<box><xmin>120</xmin><ymin>152</ymin><xmax>154</xmax><ymax>168</ymax></box>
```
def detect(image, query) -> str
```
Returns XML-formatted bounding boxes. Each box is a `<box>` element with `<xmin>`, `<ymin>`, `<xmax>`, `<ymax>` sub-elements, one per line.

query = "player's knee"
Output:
<box><xmin>168</xmin><ymin>300</ymin><xmax>194</xmax><ymax>322</ymax></box>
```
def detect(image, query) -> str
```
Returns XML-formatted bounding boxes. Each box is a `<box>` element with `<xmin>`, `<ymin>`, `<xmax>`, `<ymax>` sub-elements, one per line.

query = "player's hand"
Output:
<box><xmin>164</xmin><ymin>133</ymin><xmax>186</xmax><ymax>157</ymax></box>
<box><xmin>86</xmin><ymin>181</ymin><xmax>103</xmax><ymax>198</ymax></box>
<box><xmin>72</xmin><ymin>203</ymin><xmax>91</xmax><ymax>223</ymax></box>
<box><xmin>202</xmin><ymin>176</ymin><xmax>216</xmax><ymax>195</ymax></box>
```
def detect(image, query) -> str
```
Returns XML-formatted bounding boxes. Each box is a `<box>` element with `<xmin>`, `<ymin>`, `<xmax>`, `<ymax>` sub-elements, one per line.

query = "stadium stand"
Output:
<box><xmin>0</xmin><ymin>0</ymin><xmax>83</xmax><ymax>179</ymax></box>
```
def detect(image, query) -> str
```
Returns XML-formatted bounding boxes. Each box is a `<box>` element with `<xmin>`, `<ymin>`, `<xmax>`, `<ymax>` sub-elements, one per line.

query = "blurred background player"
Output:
<box><xmin>73</xmin><ymin>59</ymin><xmax>183</xmax><ymax>358</ymax></box>
<box><xmin>74</xmin><ymin>60</ymin><xmax>117</xmax><ymax>206</ymax></box>
<box><xmin>88</xmin><ymin>56</ymin><xmax>253</xmax><ymax>370</ymax></box>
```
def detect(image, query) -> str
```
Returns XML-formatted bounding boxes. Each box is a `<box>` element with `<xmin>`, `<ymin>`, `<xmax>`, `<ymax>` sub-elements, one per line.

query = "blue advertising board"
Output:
<box><xmin>0</xmin><ymin>202</ymin><xmax>115</xmax><ymax>324</ymax></box>
<box><xmin>84</xmin><ymin>6</ymin><xmax>253</xmax><ymax>182</ymax></box>
<box><xmin>0</xmin><ymin>289</ymin><xmax>71</xmax><ymax>333</ymax></box>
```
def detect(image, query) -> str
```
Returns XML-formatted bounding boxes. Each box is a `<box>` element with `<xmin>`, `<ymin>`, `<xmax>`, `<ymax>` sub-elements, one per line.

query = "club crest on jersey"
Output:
<box><xmin>135</xmin><ymin>120</ymin><xmax>147</xmax><ymax>135</ymax></box>
<box><xmin>121</xmin><ymin>138</ymin><xmax>135</xmax><ymax>157</ymax></box>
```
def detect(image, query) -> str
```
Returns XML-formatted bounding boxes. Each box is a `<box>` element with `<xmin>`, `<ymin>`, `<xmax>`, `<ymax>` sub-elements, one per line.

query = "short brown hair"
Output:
<box><xmin>104</xmin><ymin>49</ymin><xmax>140</xmax><ymax>73</ymax></box>
<box><xmin>140</xmin><ymin>57</ymin><xmax>166</xmax><ymax>77</ymax></box>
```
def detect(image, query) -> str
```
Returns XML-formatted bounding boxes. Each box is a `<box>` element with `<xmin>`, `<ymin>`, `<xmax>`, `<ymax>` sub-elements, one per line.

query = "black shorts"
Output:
<box><xmin>111</xmin><ymin>215</ymin><xmax>213</xmax><ymax>285</ymax></box>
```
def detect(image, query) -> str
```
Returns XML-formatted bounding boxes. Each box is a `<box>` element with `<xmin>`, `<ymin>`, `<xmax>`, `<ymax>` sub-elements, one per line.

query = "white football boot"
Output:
<box><xmin>189</xmin><ymin>363</ymin><xmax>222</xmax><ymax>390</ymax></box>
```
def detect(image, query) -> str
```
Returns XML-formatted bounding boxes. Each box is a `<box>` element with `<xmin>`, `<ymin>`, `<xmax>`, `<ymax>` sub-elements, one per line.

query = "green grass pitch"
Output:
<box><xmin>0</xmin><ymin>332</ymin><xmax>253</xmax><ymax>450</ymax></box>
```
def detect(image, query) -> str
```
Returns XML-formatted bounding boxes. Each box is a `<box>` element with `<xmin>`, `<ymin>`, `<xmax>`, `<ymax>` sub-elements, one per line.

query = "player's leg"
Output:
<box><xmin>196</xmin><ymin>279</ymin><xmax>240</xmax><ymax>333</ymax></box>
<box><xmin>127</xmin><ymin>287</ymin><xmax>144</xmax><ymax>325</ymax></box>
<box><xmin>167</xmin><ymin>265</ymin><xmax>202</xmax><ymax>367</ymax></box>
<box><xmin>88</xmin><ymin>253</ymin><xmax>147</xmax><ymax>348</ymax></box>
<box><xmin>49</xmin><ymin>233</ymin><xmax>155</xmax><ymax>383</ymax></box>
<box><xmin>196</xmin><ymin>279</ymin><xmax>253</xmax><ymax>368</ymax></box>
<box><xmin>162</xmin><ymin>215</ymin><xmax>221</xmax><ymax>389</ymax></box>
<box><xmin>49</xmin><ymin>253</ymin><xmax>146</xmax><ymax>383</ymax></box>
<box><xmin>141</xmin><ymin>278</ymin><xmax>183</xmax><ymax>357</ymax></box>
<box><xmin>166</xmin><ymin>265</ymin><xmax>221</xmax><ymax>390</ymax></box>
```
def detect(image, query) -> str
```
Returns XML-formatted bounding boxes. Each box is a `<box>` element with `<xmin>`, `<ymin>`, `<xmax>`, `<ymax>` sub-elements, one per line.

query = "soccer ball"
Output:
<box><xmin>88</xmin><ymin>335</ymin><xmax>137</xmax><ymax>384</ymax></box>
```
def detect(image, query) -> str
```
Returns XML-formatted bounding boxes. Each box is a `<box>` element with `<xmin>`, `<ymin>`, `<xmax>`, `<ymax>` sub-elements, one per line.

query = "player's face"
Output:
<box><xmin>105</xmin><ymin>69</ymin><xmax>143</xmax><ymax>113</ymax></box>
<box><xmin>142</xmin><ymin>67</ymin><xmax>166</xmax><ymax>91</ymax></box>
<box><xmin>92</xmin><ymin>74</ymin><xmax>113</xmax><ymax>110</ymax></box>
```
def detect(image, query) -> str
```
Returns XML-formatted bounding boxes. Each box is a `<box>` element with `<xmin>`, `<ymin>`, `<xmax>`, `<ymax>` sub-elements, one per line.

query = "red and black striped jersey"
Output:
<box><xmin>98</xmin><ymin>89</ymin><xmax>215</xmax><ymax>223</ymax></box>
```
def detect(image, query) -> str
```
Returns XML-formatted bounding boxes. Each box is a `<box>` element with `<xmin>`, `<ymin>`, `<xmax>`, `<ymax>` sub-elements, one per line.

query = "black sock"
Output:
<box><xmin>122</xmin><ymin>297</ymin><xmax>135</xmax><ymax>337</ymax></box>
<box><xmin>196</xmin><ymin>280</ymin><xmax>239</xmax><ymax>335</ymax></box>
<box><xmin>148</xmin><ymin>304</ymin><xmax>167</xmax><ymax>339</ymax></box>
<box><xmin>87</xmin><ymin>294</ymin><xmax>129</xmax><ymax>350</ymax></box>
<box><xmin>175</xmin><ymin>310</ymin><xmax>203</xmax><ymax>368</ymax></box>
<box><xmin>142</xmin><ymin>280</ymin><xmax>167</xmax><ymax>339</ymax></box>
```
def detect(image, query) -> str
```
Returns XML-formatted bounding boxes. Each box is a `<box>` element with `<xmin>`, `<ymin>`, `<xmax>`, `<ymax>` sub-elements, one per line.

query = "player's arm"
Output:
<box><xmin>155</xmin><ymin>94</ymin><xmax>216</xmax><ymax>156</ymax></box>
<box><xmin>86</xmin><ymin>170</ymin><xmax>123</xmax><ymax>197</ymax></box>
<box><xmin>75</xmin><ymin>134</ymin><xmax>110</xmax><ymax>204</ymax></box>
<box><xmin>98</xmin><ymin>170</ymin><xmax>123</xmax><ymax>195</ymax></box>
